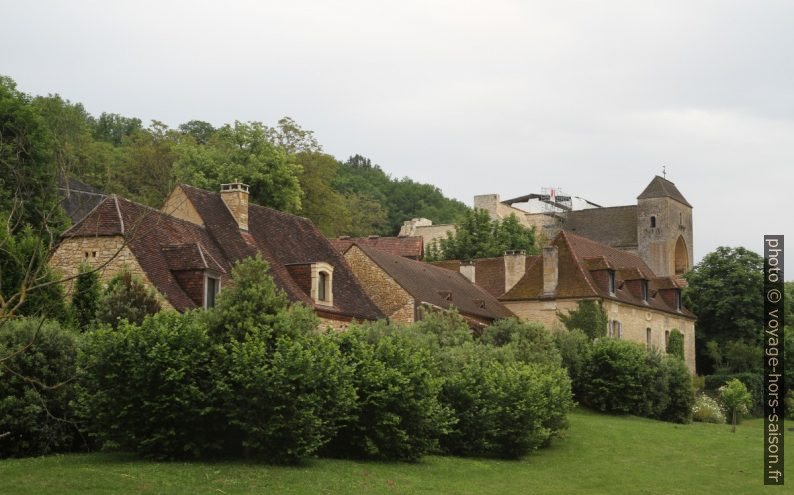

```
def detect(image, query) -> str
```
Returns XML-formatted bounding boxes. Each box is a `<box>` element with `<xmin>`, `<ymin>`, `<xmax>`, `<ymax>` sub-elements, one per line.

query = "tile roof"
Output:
<box><xmin>330</xmin><ymin>236</ymin><xmax>423</xmax><ymax>259</ymax></box>
<box><xmin>562</xmin><ymin>205</ymin><xmax>638</xmax><ymax>248</ymax></box>
<box><xmin>637</xmin><ymin>175</ymin><xmax>692</xmax><ymax>207</ymax></box>
<box><xmin>502</xmin><ymin>231</ymin><xmax>694</xmax><ymax>318</ymax></box>
<box><xmin>352</xmin><ymin>243</ymin><xmax>514</xmax><ymax>321</ymax></box>
<box><xmin>61</xmin><ymin>186</ymin><xmax>383</xmax><ymax>321</ymax></box>
<box><xmin>429</xmin><ymin>256</ymin><xmax>535</xmax><ymax>298</ymax></box>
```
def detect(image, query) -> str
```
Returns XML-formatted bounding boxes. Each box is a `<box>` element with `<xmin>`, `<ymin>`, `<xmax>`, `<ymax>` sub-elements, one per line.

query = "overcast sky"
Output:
<box><xmin>2</xmin><ymin>1</ymin><xmax>792</xmax><ymax>263</ymax></box>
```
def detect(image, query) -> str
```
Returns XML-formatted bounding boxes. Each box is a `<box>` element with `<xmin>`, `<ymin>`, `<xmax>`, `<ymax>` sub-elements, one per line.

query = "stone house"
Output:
<box><xmin>436</xmin><ymin>231</ymin><xmax>696</xmax><ymax>372</ymax></box>
<box><xmin>337</xmin><ymin>242</ymin><xmax>513</xmax><ymax>328</ymax></box>
<box><xmin>50</xmin><ymin>182</ymin><xmax>383</xmax><ymax>329</ymax></box>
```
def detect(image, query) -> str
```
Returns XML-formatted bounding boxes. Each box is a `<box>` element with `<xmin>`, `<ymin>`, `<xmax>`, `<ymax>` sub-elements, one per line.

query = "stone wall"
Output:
<box><xmin>504</xmin><ymin>297</ymin><xmax>696</xmax><ymax>373</ymax></box>
<box><xmin>49</xmin><ymin>235</ymin><xmax>174</xmax><ymax>310</ymax></box>
<box><xmin>343</xmin><ymin>245</ymin><xmax>416</xmax><ymax>324</ymax></box>
<box><xmin>637</xmin><ymin>196</ymin><xmax>694</xmax><ymax>278</ymax></box>
<box><xmin>161</xmin><ymin>186</ymin><xmax>204</xmax><ymax>226</ymax></box>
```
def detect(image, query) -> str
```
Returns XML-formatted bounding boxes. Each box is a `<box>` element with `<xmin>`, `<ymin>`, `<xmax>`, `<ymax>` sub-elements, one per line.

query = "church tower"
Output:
<box><xmin>636</xmin><ymin>176</ymin><xmax>693</xmax><ymax>278</ymax></box>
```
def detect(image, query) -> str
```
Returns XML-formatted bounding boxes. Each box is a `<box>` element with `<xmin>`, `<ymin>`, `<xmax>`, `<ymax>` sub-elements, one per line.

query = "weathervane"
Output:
<box><xmin>662</xmin><ymin>165</ymin><xmax>667</xmax><ymax>179</ymax></box>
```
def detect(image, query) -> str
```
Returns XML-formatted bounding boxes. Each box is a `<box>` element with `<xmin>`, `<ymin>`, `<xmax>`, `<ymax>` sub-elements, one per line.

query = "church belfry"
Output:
<box><xmin>636</xmin><ymin>176</ymin><xmax>693</xmax><ymax>278</ymax></box>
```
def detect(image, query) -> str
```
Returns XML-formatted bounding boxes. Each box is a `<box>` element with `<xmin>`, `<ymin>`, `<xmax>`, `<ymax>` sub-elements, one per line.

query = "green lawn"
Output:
<box><xmin>1</xmin><ymin>409</ymin><xmax>791</xmax><ymax>494</ymax></box>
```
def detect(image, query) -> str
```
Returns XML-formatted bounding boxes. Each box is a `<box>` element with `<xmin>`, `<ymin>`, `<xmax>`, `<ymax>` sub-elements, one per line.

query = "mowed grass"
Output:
<box><xmin>1</xmin><ymin>409</ymin><xmax>791</xmax><ymax>495</ymax></box>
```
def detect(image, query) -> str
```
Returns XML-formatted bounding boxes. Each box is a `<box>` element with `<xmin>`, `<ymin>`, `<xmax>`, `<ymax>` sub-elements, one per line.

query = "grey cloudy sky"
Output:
<box><xmin>2</xmin><ymin>1</ymin><xmax>792</xmax><ymax>262</ymax></box>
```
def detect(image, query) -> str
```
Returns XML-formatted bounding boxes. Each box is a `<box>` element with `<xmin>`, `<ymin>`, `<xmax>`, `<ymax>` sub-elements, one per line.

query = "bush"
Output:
<box><xmin>77</xmin><ymin>311</ymin><xmax>225</xmax><ymax>459</ymax></box>
<box><xmin>667</xmin><ymin>329</ymin><xmax>684</xmax><ymax>360</ymax></box>
<box><xmin>660</xmin><ymin>356</ymin><xmax>694</xmax><ymax>423</ymax></box>
<box><xmin>436</xmin><ymin>343</ymin><xmax>572</xmax><ymax>458</ymax></box>
<box><xmin>580</xmin><ymin>339</ymin><xmax>693</xmax><ymax>423</ymax></box>
<box><xmin>581</xmin><ymin>339</ymin><xmax>654</xmax><ymax>415</ymax></box>
<box><xmin>325</xmin><ymin>324</ymin><xmax>450</xmax><ymax>461</ymax></box>
<box><xmin>223</xmin><ymin>331</ymin><xmax>355</xmax><ymax>463</ymax></box>
<box><xmin>554</xmin><ymin>329</ymin><xmax>591</xmax><ymax>399</ymax></box>
<box><xmin>557</xmin><ymin>300</ymin><xmax>608</xmax><ymax>340</ymax></box>
<box><xmin>704</xmin><ymin>373</ymin><xmax>763</xmax><ymax>416</ymax></box>
<box><xmin>480</xmin><ymin>318</ymin><xmax>561</xmax><ymax>368</ymax></box>
<box><xmin>71</xmin><ymin>263</ymin><xmax>101</xmax><ymax>330</ymax></box>
<box><xmin>692</xmin><ymin>394</ymin><xmax>725</xmax><ymax>423</ymax></box>
<box><xmin>720</xmin><ymin>379</ymin><xmax>753</xmax><ymax>431</ymax></box>
<box><xmin>0</xmin><ymin>318</ymin><xmax>82</xmax><ymax>457</ymax></box>
<box><xmin>97</xmin><ymin>270</ymin><xmax>161</xmax><ymax>329</ymax></box>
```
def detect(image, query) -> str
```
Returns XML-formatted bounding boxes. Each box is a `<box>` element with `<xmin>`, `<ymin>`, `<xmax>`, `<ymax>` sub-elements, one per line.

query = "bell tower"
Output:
<box><xmin>636</xmin><ymin>176</ymin><xmax>693</xmax><ymax>278</ymax></box>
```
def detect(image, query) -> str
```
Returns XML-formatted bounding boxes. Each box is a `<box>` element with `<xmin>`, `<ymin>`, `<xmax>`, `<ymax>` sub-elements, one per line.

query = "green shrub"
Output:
<box><xmin>480</xmin><ymin>318</ymin><xmax>561</xmax><ymax>368</ymax></box>
<box><xmin>554</xmin><ymin>329</ymin><xmax>591</xmax><ymax>399</ymax></box>
<box><xmin>557</xmin><ymin>300</ymin><xmax>608</xmax><ymax>339</ymax></box>
<box><xmin>580</xmin><ymin>339</ymin><xmax>693</xmax><ymax>423</ymax></box>
<box><xmin>720</xmin><ymin>379</ymin><xmax>753</xmax><ymax>432</ymax></box>
<box><xmin>667</xmin><ymin>329</ymin><xmax>684</xmax><ymax>360</ymax></box>
<box><xmin>436</xmin><ymin>343</ymin><xmax>572</xmax><ymax>458</ymax></box>
<box><xmin>325</xmin><ymin>325</ymin><xmax>451</xmax><ymax>461</ymax></box>
<box><xmin>97</xmin><ymin>270</ymin><xmax>161</xmax><ymax>329</ymax></box>
<box><xmin>0</xmin><ymin>318</ymin><xmax>82</xmax><ymax>457</ymax></box>
<box><xmin>704</xmin><ymin>373</ymin><xmax>763</xmax><ymax>415</ymax></box>
<box><xmin>77</xmin><ymin>311</ymin><xmax>225</xmax><ymax>459</ymax></box>
<box><xmin>692</xmin><ymin>394</ymin><xmax>725</xmax><ymax>423</ymax></box>
<box><xmin>581</xmin><ymin>339</ymin><xmax>653</xmax><ymax>415</ymax></box>
<box><xmin>660</xmin><ymin>356</ymin><xmax>694</xmax><ymax>423</ymax></box>
<box><xmin>223</xmin><ymin>331</ymin><xmax>355</xmax><ymax>463</ymax></box>
<box><xmin>785</xmin><ymin>390</ymin><xmax>794</xmax><ymax>420</ymax></box>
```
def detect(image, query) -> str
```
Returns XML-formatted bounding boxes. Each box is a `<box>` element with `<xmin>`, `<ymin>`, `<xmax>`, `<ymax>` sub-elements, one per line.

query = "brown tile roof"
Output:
<box><xmin>62</xmin><ymin>186</ymin><xmax>383</xmax><ymax>321</ymax></box>
<box><xmin>502</xmin><ymin>231</ymin><xmax>694</xmax><ymax>318</ymax></box>
<box><xmin>637</xmin><ymin>175</ymin><xmax>692</xmax><ymax>207</ymax></box>
<box><xmin>179</xmin><ymin>185</ymin><xmax>382</xmax><ymax>321</ymax></box>
<box><xmin>62</xmin><ymin>195</ymin><xmax>232</xmax><ymax>311</ymax></box>
<box><xmin>429</xmin><ymin>255</ymin><xmax>536</xmax><ymax>298</ymax></box>
<box><xmin>562</xmin><ymin>205</ymin><xmax>638</xmax><ymax>249</ymax></box>
<box><xmin>330</xmin><ymin>236</ymin><xmax>423</xmax><ymax>259</ymax></box>
<box><xmin>353</xmin><ymin>243</ymin><xmax>514</xmax><ymax>321</ymax></box>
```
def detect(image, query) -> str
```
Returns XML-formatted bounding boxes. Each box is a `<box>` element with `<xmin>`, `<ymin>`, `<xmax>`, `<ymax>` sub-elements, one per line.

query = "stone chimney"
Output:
<box><xmin>504</xmin><ymin>250</ymin><xmax>526</xmax><ymax>293</ymax></box>
<box><xmin>220</xmin><ymin>181</ymin><xmax>249</xmax><ymax>231</ymax></box>
<box><xmin>542</xmin><ymin>246</ymin><xmax>558</xmax><ymax>297</ymax></box>
<box><xmin>459</xmin><ymin>261</ymin><xmax>476</xmax><ymax>284</ymax></box>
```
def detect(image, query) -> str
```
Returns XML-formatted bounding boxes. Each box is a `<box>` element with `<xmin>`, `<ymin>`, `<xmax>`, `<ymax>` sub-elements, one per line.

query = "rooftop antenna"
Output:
<box><xmin>662</xmin><ymin>165</ymin><xmax>667</xmax><ymax>179</ymax></box>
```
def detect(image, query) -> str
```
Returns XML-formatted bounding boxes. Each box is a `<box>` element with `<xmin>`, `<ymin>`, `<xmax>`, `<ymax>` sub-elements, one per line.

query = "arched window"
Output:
<box><xmin>650</xmin><ymin>216</ymin><xmax>656</xmax><ymax>228</ymax></box>
<box><xmin>318</xmin><ymin>271</ymin><xmax>329</xmax><ymax>301</ymax></box>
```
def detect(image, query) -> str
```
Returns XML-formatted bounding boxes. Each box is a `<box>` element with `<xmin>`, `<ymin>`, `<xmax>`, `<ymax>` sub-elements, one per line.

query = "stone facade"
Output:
<box><xmin>49</xmin><ymin>235</ymin><xmax>173</xmax><ymax>310</ymax></box>
<box><xmin>398</xmin><ymin>218</ymin><xmax>455</xmax><ymax>248</ymax></box>
<box><xmin>505</xmin><ymin>298</ymin><xmax>696</xmax><ymax>373</ymax></box>
<box><xmin>637</xmin><ymin>196</ymin><xmax>694</xmax><ymax>277</ymax></box>
<box><xmin>343</xmin><ymin>245</ymin><xmax>416</xmax><ymax>324</ymax></box>
<box><xmin>161</xmin><ymin>186</ymin><xmax>205</xmax><ymax>227</ymax></box>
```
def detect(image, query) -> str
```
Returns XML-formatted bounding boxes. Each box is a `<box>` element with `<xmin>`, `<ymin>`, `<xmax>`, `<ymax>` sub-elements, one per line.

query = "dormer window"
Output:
<box><xmin>204</xmin><ymin>274</ymin><xmax>220</xmax><ymax>308</ymax></box>
<box><xmin>608</xmin><ymin>270</ymin><xmax>616</xmax><ymax>295</ymax></box>
<box><xmin>318</xmin><ymin>271</ymin><xmax>329</xmax><ymax>302</ymax></box>
<box><xmin>650</xmin><ymin>216</ymin><xmax>656</xmax><ymax>228</ymax></box>
<box><xmin>310</xmin><ymin>262</ymin><xmax>334</xmax><ymax>306</ymax></box>
<box><xmin>641</xmin><ymin>280</ymin><xmax>649</xmax><ymax>303</ymax></box>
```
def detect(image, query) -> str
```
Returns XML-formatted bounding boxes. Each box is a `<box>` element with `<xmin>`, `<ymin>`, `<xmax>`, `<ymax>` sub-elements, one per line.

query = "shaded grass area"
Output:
<box><xmin>1</xmin><ymin>409</ymin><xmax>791</xmax><ymax>494</ymax></box>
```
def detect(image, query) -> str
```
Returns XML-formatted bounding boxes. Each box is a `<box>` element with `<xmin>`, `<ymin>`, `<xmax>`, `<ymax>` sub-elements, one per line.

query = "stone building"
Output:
<box><xmin>434</xmin><ymin>231</ymin><xmax>696</xmax><ymax>372</ymax></box>
<box><xmin>50</xmin><ymin>182</ymin><xmax>383</xmax><ymax>329</ymax></box>
<box><xmin>337</xmin><ymin>242</ymin><xmax>513</xmax><ymax>328</ymax></box>
<box><xmin>473</xmin><ymin>176</ymin><xmax>694</xmax><ymax>279</ymax></box>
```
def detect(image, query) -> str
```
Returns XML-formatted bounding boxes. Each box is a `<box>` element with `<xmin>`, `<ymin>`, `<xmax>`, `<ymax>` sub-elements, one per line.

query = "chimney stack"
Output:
<box><xmin>504</xmin><ymin>250</ymin><xmax>526</xmax><ymax>293</ymax></box>
<box><xmin>220</xmin><ymin>181</ymin><xmax>249</xmax><ymax>231</ymax></box>
<box><xmin>542</xmin><ymin>246</ymin><xmax>558</xmax><ymax>297</ymax></box>
<box><xmin>459</xmin><ymin>261</ymin><xmax>476</xmax><ymax>284</ymax></box>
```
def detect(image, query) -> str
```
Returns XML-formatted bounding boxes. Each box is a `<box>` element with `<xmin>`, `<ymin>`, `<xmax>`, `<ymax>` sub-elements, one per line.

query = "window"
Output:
<box><xmin>641</xmin><ymin>280</ymin><xmax>649</xmax><ymax>303</ymax></box>
<box><xmin>205</xmin><ymin>276</ymin><xmax>220</xmax><ymax>309</ymax></box>
<box><xmin>608</xmin><ymin>270</ymin><xmax>616</xmax><ymax>295</ymax></box>
<box><xmin>646</xmin><ymin>328</ymin><xmax>652</xmax><ymax>349</ymax></box>
<box><xmin>665</xmin><ymin>330</ymin><xmax>670</xmax><ymax>350</ymax></box>
<box><xmin>650</xmin><ymin>216</ymin><xmax>656</xmax><ymax>228</ymax></box>
<box><xmin>674</xmin><ymin>289</ymin><xmax>682</xmax><ymax>311</ymax></box>
<box><xmin>318</xmin><ymin>271</ymin><xmax>329</xmax><ymax>302</ymax></box>
<box><xmin>609</xmin><ymin>320</ymin><xmax>622</xmax><ymax>339</ymax></box>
